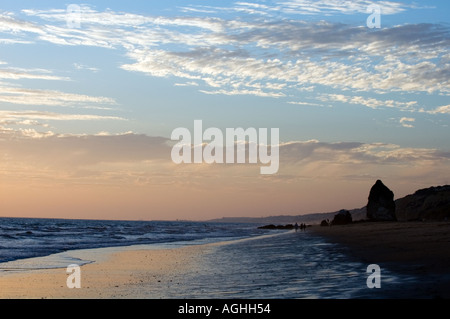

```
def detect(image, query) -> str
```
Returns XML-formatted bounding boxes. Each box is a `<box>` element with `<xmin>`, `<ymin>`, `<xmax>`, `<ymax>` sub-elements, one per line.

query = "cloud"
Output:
<box><xmin>320</xmin><ymin>93</ymin><xmax>418</xmax><ymax>110</ymax></box>
<box><xmin>11</xmin><ymin>5</ymin><xmax>448</xmax><ymax>100</ymax></box>
<box><xmin>0</xmin><ymin>67</ymin><xmax>69</xmax><ymax>81</ymax></box>
<box><xmin>0</xmin><ymin>131</ymin><xmax>172</xmax><ymax>174</ymax></box>
<box><xmin>0</xmin><ymin>130</ymin><xmax>448</xmax><ymax>220</ymax></box>
<box><xmin>278</xmin><ymin>140</ymin><xmax>450</xmax><ymax>166</ymax></box>
<box><xmin>0</xmin><ymin>85</ymin><xmax>116</xmax><ymax>106</ymax></box>
<box><xmin>73</xmin><ymin>63</ymin><xmax>100</xmax><ymax>73</ymax></box>
<box><xmin>0</xmin><ymin>11</ymin><xmax>45</xmax><ymax>35</ymax></box>
<box><xmin>0</xmin><ymin>59</ymin><xmax>122</xmax><ymax>132</ymax></box>
<box><xmin>199</xmin><ymin>88</ymin><xmax>285</xmax><ymax>98</ymax></box>
<box><xmin>1</xmin><ymin>131</ymin><xmax>448</xmax><ymax>189</ymax></box>
<box><xmin>174</xmin><ymin>81</ymin><xmax>199</xmax><ymax>87</ymax></box>
<box><xmin>0</xmin><ymin>110</ymin><xmax>125</xmax><ymax>122</ymax></box>
<box><xmin>18</xmin><ymin>128</ymin><xmax>55</xmax><ymax>139</ymax></box>
<box><xmin>427</xmin><ymin>105</ymin><xmax>450</xmax><ymax>115</ymax></box>
<box><xmin>1</xmin><ymin>128</ymin><xmax>446</xmax><ymax>166</ymax></box>
<box><xmin>276</xmin><ymin>0</ymin><xmax>413</xmax><ymax>15</ymax></box>
<box><xmin>205</xmin><ymin>1</ymin><xmax>414</xmax><ymax>17</ymax></box>
<box><xmin>399</xmin><ymin>117</ymin><xmax>415</xmax><ymax>128</ymax></box>
<box><xmin>0</xmin><ymin>38</ymin><xmax>33</xmax><ymax>44</ymax></box>
<box><xmin>0</xmin><ymin>59</ymin><xmax>118</xmax><ymax>126</ymax></box>
<box><xmin>287</xmin><ymin>101</ymin><xmax>324</xmax><ymax>107</ymax></box>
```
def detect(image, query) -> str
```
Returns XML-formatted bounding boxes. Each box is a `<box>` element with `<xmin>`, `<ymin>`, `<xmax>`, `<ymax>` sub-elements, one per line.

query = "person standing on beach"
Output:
<box><xmin>295</xmin><ymin>223</ymin><xmax>299</xmax><ymax>232</ymax></box>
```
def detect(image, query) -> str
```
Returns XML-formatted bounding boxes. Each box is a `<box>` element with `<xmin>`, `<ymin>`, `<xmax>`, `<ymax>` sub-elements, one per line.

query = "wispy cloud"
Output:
<box><xmin>319</xmin><ymin>93</ymin><xmax>418</xmax><ymax>110</ymax></box>
<box><xmin>0</xmin><ymin>85</ymin><xmax>116</xmax><ymax>106</ymax></box>
<box><xmin>189</xmin><ymin>0</ymin><xmax>416</xmax><ymax>17</ymax></box>
<box><xmin>0</xmin><ymin>63</ymin><xmax>69</xmax><ymax>81</ymax></box>
<box><xmin>1</xmin><ymin>131</ymin><xmax>448</xmax><ymax>187</ymax></box>
<box><xmin>0</xmin><ymin>110</ymin><xmax>125</xmax><ymax>122</ymax></box>
<box><xmin>426</xmin><ymin>105</ymin><xmax>450</xmax><ymax>115</ymax></box>
<box><xmin>7</xmin><ymin>4</ymin><xmax>447</xmax><ymax>103</ymax></box>
<box><xmin>287</xmin><ymin>101</ymin><xmax>325</xmax><ymax>107</ymax></box>
<box><xmin>73</xmin><ymin>63</ymin><xmax>100</xmax><ymax>73</ymax></box>
<box><xmin>276</xmin><ymin>0</ymin><xmax>413</xmax><ymax>15</ymax></box>
<box><xmin>0</xmin><ymin>11</ymin><xmax>45</xmax><ymax>34</ymax></box>
<box><xmin>399</xmin><ymin>117</ymin><xmax>415</xmax><ymax>128</ymax></box>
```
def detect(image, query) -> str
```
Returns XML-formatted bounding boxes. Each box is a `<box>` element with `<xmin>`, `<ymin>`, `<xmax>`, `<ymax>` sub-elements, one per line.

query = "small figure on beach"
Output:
<box><xmin>294</xmin><ymin>223</ymin><xmax>299</xmax><ymax>232</ymax></box>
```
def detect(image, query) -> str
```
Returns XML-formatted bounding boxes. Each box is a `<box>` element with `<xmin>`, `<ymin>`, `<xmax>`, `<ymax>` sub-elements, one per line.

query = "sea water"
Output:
<box><xmin>153</xmin><ymin>230</ymin><xmax>428</xmax><ymax>299</ymax></box>
<box><xmin>0</xmin><ymin>217</ymin><xmax>268</xmax><ymax>265</ymax></box>
<box><xmin>0</xmin><ymin>217</ymin><xmax>431</xmax><ymax>298</ymax></box>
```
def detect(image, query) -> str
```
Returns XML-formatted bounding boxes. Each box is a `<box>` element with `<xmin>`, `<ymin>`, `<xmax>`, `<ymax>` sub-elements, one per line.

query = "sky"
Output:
<box><xmin>0</xmin><ymin>0</ymin><xmax>449</xmax><ymax>221</ymax></box>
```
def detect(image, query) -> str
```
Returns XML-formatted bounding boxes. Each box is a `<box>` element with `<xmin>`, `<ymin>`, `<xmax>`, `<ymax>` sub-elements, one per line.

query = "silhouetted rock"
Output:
<box><xmin>331</xmin><ymin>209</ymin><xmax>352</xmax><ymax>225</ymax></box>
<box><xmin>320</xmin><ymin>219</ymin><xmax>330</xmax><ymax>227</ymax></box>
<box><xmin>396</xmin><ymin>185</ymin><xmax>450</xmax><ymax>221</ymax></box>
<box><xmin>366</xmin><ymin>180</ymin><xmax>396</xmax><ymax>221</ymax></box>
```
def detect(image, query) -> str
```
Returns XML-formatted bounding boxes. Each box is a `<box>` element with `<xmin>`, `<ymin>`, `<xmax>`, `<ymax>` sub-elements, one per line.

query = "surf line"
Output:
<box><xmin>171</xmin><ymin>120</ymin><xmax>280</xmax><ymax>175</ymax></box>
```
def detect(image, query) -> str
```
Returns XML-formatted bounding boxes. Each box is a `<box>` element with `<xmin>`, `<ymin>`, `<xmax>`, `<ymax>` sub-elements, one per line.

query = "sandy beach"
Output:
<box><xmin>1</xmin><ymin>221</ymin><xmax>450</xmax><ymax>299</ymax></box>
<box><xmin>0</xmin><ymin>243</ymin><xmax>213</xmax><ymax>299</ymax></box>
<box><xmin>309</xmin><ymin>221</ymin><xmax>450</xmax><ymax>298</ymax></box>
<box><xmin>310</xmin><ymin>221</ymin><xmax>450</xmax><ymax>274</ymax></box>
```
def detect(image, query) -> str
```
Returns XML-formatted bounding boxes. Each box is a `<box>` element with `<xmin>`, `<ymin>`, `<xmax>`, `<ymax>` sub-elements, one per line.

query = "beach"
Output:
<box><xmin>0</xmin><ymin>243</ymin><xmax>212</xmax><ymax>299</ymax></box>
<box><xmin>310</xmin><ymin>220</ymin><xmax>450</xmax><ymax>298</ymax></box>
<box><xmin>310</xmin><ymin>221</ymin><xmax>450</xmax><ymax>274</ymax></box>
<box><xmin>1</xmin><ymin>221</ymin><xmax>450</xmax><ymax>299</ymax></box>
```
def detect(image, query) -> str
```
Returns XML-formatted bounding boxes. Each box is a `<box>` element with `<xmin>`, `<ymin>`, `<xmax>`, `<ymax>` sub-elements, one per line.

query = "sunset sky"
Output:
<box><xmin>0</xmin><ymin>0</ymin><xmax>449</xmax><ymax>221</ymax></box>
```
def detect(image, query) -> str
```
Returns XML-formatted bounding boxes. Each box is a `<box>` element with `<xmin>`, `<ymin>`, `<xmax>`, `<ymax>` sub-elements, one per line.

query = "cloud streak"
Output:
<box><xmin>399</xmin><ymin>117</ymin><xmax>415</xmax><ymax>128</ymax></box>
<box><xmin>0</xmin><ymin>110</ymin><xmax>125</xmax><ymax>122</ymax></box>
<box><xmin>1</xmin><ymin>129</ymin><xmax>447</xmax><ymax>171</ymax></box>
<box><xmin>5</xmin><ymin>4</ymin><xmax>446</xmax><ymax>104</ymax></box>
<box><xmin>1</xmin><ymin>130</ymin><xmax>448</xmax><ymax>219</ymax></box>
<box><xmin>319</xmin><ymin>93</ymin><xmax>418</xmax><ymax>110</ymax></box>
<box><xmin>275</xmin><ymin>0</ymin><xmax>413</xmax><ymax>15</ymax></box>
<box><xmin>0</xmin><ymin>85</ymin><xmax>116</xmax><ymax>107</ymax></box>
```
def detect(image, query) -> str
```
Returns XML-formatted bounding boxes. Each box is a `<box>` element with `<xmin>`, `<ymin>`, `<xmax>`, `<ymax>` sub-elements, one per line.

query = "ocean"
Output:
<box><xmin>0</xmin><ymin>217</ymin><xmax>431</xmax><ymax>298</ymax></box>
<box><xmin>0</xmin><ymin>217</ymin><xmax>269</xmax><ymax>265</ymax></box>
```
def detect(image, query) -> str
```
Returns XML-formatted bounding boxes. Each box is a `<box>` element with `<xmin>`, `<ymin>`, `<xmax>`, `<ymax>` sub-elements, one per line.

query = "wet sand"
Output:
<box><xmin>310</xmin><ymin>221</ymin><xmax>450</xmax><ymax>298</ymax></box>
<box><xmin>1</xmin><ymin>222</ymin><xmax>450</xmax><ymax>299</ymax></box>
<box><xmin>0</xmin><ymin>244</ymin><xmax>212</xmax><ymax>299</ymax></box>
<box><xmin>0</xmin><ymin>234</ymin><xmax>281</xmax><ymax>299</ymax></box>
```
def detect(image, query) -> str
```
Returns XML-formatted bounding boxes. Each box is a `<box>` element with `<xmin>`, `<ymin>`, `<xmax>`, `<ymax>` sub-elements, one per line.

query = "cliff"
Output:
<box><xmin>395</xmin><ymin>185</ymin><xmax>450</xmax><ymax>221</ymax></box>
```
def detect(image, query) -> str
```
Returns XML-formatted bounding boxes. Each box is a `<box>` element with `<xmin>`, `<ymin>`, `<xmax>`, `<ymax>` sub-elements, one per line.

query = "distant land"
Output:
<box><xmin>207</xmin><ymin>207</ymin><xmax>366</xmax><ymax>225</ymax></box>
<box><xmin>207</xmin><ymin>184</ymin><xmax>450</xmax><ymax>225</ymax></box>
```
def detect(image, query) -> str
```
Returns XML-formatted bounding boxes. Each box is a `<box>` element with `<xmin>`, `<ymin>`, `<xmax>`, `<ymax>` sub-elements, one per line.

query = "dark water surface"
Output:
<box><xmin>1</xmin><ymin>218</ymin><xmax>442</xmax><ymax>298</ymax></box>
<box><xmin>0</xmin><ymin>217</ymin><xmax>269</xmax><ymax>264</ymax></box>
<box><xmin>153</xmin><ymin>231</ymin><xmax>440</xmax><ymax>299</ymax></box>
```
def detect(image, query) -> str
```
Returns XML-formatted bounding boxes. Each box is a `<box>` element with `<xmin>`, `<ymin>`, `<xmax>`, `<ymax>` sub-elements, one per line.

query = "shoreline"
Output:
<box><xmin>309</xmin><ymin>220</ymin><xmax>450</xmax><ymax>298</ymax></box>
<box><xmin>0</xmin><ymin>232</ymin><xmax>290</xmax><ymax>299</ymax></box>
<box><xmin>309</xmin><ymin>221</ymin><xmax>450</xmax><ymax>273</ymax></box>
<box><xmin>0</xmin><ymin>241</ymin><xmax>214</xmax><ymax>299</ymax></box>
<box><xmin>1</xmin><ymin>222</ymin><xmax>450</xmax><ymax>298</ymax></box>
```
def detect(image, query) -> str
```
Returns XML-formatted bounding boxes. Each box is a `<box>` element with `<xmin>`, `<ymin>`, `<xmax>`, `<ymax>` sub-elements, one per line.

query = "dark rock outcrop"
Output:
<box><xmin>395</xmin><ymin>185</ymin><xmax>450</xmax><ymax>221</ymax></box>
<box><xmin>331</xmin><ymin>209</ymin><xmax>352</xmax><ymax>225</ymax></box>
<box><xmin>366</xmin><ymin>180</ymin><xmax>396</xmax><ymax>221</ymax></box>
<box><xmin>320</xmin><ymin>219</ymin><xmax>330</xmax><ymax>227</ymax></box>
